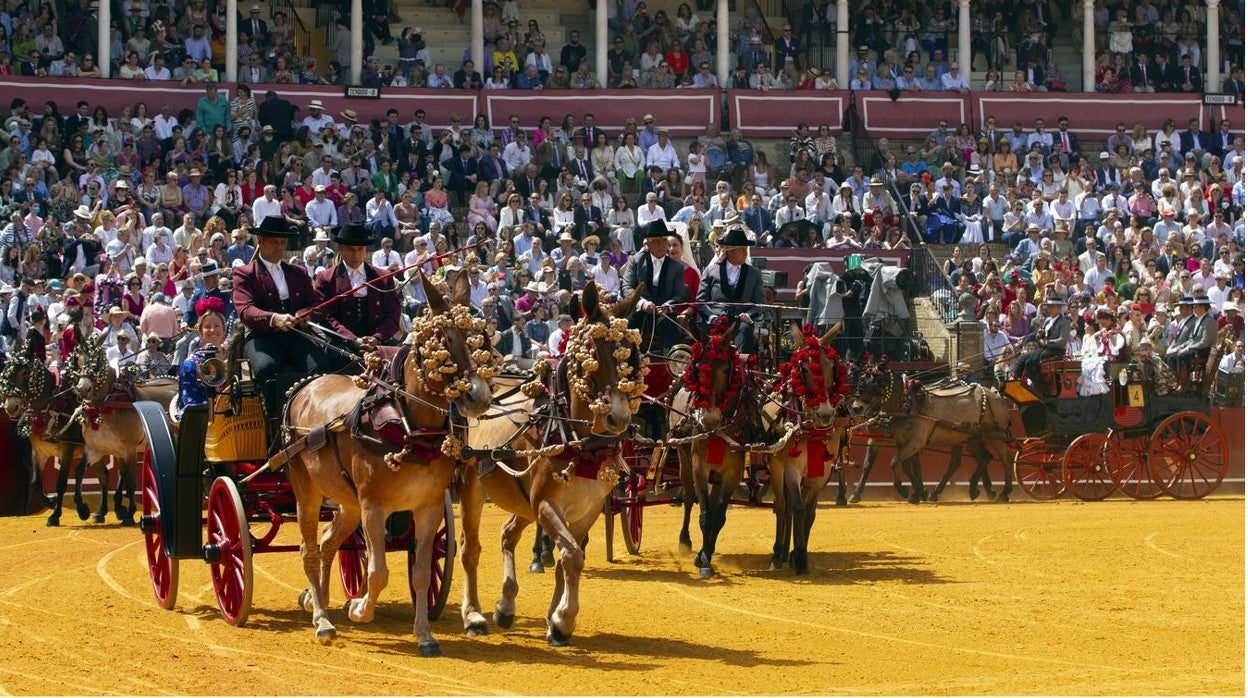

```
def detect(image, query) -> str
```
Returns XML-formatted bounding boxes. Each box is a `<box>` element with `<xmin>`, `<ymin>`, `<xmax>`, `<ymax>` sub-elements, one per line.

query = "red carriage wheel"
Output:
<box><xmin>206</xmin><ymin>477</ymin><xmax>253</xmax><ymax>627</ymax></box>
<box><xmin>1113</xmin><ymin>434</ymin><xmax>1164</xmax><ymax>500</ymax></box>
<box><xmin>1062</xmin><ymin>434</ymin><xmax>1120</xmax><ymax>501</ymax></box>
<box><xmin>408</xmin><ymin>489</ymin><xmax>456</xmax><ymax>621</ymax></box>
<box><xmin>140</xmin><ymin>447</ymin><xmax>178</xmax><ymax>610</ymax></box>
<box><xmin>620</xmin><ymin>473</ymin><xmax>645</xmax><ymax>555</ymax></box>
<box><xmin>337</xmin><ymin>530</ymin><xmax>367</xmax><ymax>600</ymax></box>
<box><xmin>1148</xmin><ymin>412</ymin><xmax>1229</xmax><ymax>500</ymax></box>
<box><xmin>1014</xmin><ymin>438</ymin><xmax>1065</xmax><ymax>500</ymax></box>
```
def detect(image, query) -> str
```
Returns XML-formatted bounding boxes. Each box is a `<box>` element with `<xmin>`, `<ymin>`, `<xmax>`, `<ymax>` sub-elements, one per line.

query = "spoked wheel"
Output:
<box><xmin>408</xmin><ymin>490</ymin><xmax>456</xmax><ymax>621</ymax></box>
<box><xmin>1113</xmin><ymin>435</ymin><xmax>1164</xmax><ymax>500</ymax></box>
<box><xmin>619</xmin><ymin>472</ymin><xmax>645</xmax><ymax>555</ymax></box>
<box><xmin>338</xmin><ymin>530</ymin><xmax>367</xmax><ymax>599</ymax></box>
<box><xmin>206</xmin><ymin>477</ymin><xmax>253</xmax><ymax>627</ymax></box>
<box><xmin>1015</xmin><ymin>438</ymin><xmax>1065</xmax><ymax>500</ymax></box>
<box><xmin>1063</xmin><ymin>434</ymin><xmax>1120</xmax><ymax>502</ymax></box>
<box><xmin>1148</xmin><ymin>412</ymin><xmax>1229</xmax><ymax>500</ymax></box>
<box><xmin>140</xmin><ymin>447</ymin><xmax>178</xmax><ymax>610</ymax></box>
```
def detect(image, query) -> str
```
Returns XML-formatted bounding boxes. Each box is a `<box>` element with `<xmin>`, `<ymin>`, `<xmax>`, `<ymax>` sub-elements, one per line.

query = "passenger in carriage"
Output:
<box><xmin>175</xmin><ymin>297</ymin><xmax>227</xmax><ymax>420</ymax></box>
<box><xmin>620</xmin><ymin>220</ymin><xmax>688</xmax><ymax>356</ymax></box>
<box><xmin>1134</xmin><ymin>337</ymin><xmax>1177</xmax><ymax>395</ymax></box>
<box><xmin>1011</xmin><ymin>295</ymin><xmax>1069</xmax><ymax>389</ymax></box>
<box><xmin>313</xmin><ymin>223</ymin><xmax>402</xmax><ymax>369</ymax></box>
<box><xmin>695</xmin><ymin>225</ymin><xmax>766</xmax><ymax>353</ymax></box>
<box><xmin>1076</xmin><ymin>308</ymin><xmax>1125</xmax><ymax>396</ymax></box>
<box><xmin>1166</xmin><ymin>294</ymin><xmax>1216</xmax><ymax>372</ymax></box>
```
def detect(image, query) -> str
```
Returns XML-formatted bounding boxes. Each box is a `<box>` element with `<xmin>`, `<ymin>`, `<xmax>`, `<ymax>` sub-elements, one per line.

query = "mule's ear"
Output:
<box><xmin>690</xmin><ymin>318</ymin><xmax>709</xmax><ymax>345</ymax></box>
<box><xmin>568</xmin><ymin>288</ymin><xmax>583</xmax><ymax>322</ymax></box>
<box><xmin>419</xmin><ymin>271</ymin><xmax>448</xmax><ymax>315</ymax></box>
<box><xmin>450</xmin><ymin>267</ymin><xmax>471</xmax><ymax>307</ymax></box>
<box><xmin>789</xmin><ymin>320</ymin><xmax>805</xmax><ymax>344</ymax></box>
<box><xmin>582</xmin><ymin>280</ymin><xmax>602</xmax><ymax>321</ymax></box>
<box><xmin>820</xmin><ymin>321</ymin><xmax>843</xmax><ymax>346</ymax></box>
<box><xmin>613</xmin><ymin>283</ymin><xmax>643</xmax><ymax>319</ymax></box>
<box><xmin>725</xmin><ymin>318</ymin><xmax>741</xmax><ymax>344</ymax></box>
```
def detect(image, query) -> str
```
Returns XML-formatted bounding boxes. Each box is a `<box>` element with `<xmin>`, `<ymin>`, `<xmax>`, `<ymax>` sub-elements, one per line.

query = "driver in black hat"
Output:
<box><xmin>314</xmin><ymin>222</ymin><xmax>402</xmax><ymax>367</ymax></box>
<box><xmin>1012</xmin><ymin>295</ymin><xmax>1070</xmax><ymax>390</ymax></box>
<box><xmin>232</xmin><ymin>215</ymin><xmax>330</xmax><ymax>440</ymax></box>
<box><xmin>695</xmin><ymin>224</ymin><xmax>766</xmax><ymax>353</ymax></box>
<box><xmin>621</xmin><ymin>219</ymin><xmax>688</xmax><ymax>355</ymax></box>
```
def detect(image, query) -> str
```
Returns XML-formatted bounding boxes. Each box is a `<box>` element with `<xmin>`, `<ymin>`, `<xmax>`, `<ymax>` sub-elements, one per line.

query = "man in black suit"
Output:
<box><xmin>1172</xmin><ymin>53</ymin><xmax>1203</xmax><ymax>93</ymax></box>
<box><xmin>1012</xmin><ymin>296</ymin><xmax>1069</xmax><ymax>389</ymax></box>
<box><xmin>1167</xmin><ymin>295</ymin><xmax>1217</xmax><ymax>374</ymax></box>
<box><xmin>513</xmin><ymin>162</ymin><xmax>542</xmax><ymax>199</ymax></box>
<box><xmin>621</xmin><ymin>220</ymin><xmax>688</xmax><ymax>356</ymax></box>
<box><xmin>523</xmin><ymin>191</ymin><xmax>552</xmax><ymax>239</ymax></box>
<box><xmin>441</xmin><ymin>144</ymin><xmax>479</xmax><ymax>206</ymax></box>
<box><xmin>495</xmin><ymin>313</ymin><xmax>533</xmax><ymax>369</ymax></box>
<box><xmin>1179</xmin><ymin>117</ymin><xmax>1213</xmax><ymax>163</ymax></box>
<box><xmin>241</xmin><ymin>4</ymin><xmax>269</xmax><ymax>45</ymax></box>
<box><xmin>1053</xmin><ymin>115</ymin><xmax>1081</xmax><ymax>168</ymax></box>
<box><xmin>257</xmin><ymin>90</ymin><xmax>296</xmax><ymax>142</ymax></box>
<box><xmin>477</xmin><ymin>142</ymin><xmax>507</xmax><ymax>196</ymax></box>
<box><xmin>1128</xmin><ymin>52</ymin><xmax>1155</xmax><ymax>92</ymax></box>
<box><xmin>576</xmin><ymin>113</ymin><xmax>606</xmax><ymax>150</ymax></box>
<box><xmin>695</xmin><ymin>225</ymin><xmax>766</xmax><ymax>353</ymax></box>
<box><xmin>1222</xmin><ymin>66</ymin><xmax>1244</xmax><ymax>99</ymax></box>
<box><xmin>453</xmin><ymin>59</ymin><xmax>483</xmax><ymax>89</ymax></box>
<box><xmin>573</xmin><ymin>191</ymin><xmax>602</xmax><ymax>241</ymax></box>
<box><xmin>567</xmin><ymin>144</ymin><xmax>594</xmax><ymax>186</ymax></box>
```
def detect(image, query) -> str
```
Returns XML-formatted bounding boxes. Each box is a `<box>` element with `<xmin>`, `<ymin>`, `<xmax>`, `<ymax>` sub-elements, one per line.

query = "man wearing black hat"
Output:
<box><xmin>621</xmin><ymin>220</ymin><xmax>688</xmax><ymax>355</ymax></box>
<box><xmin>232</xmin><ymin>215</ymin><xmax>329</xmax><ymax>443</ymax></box>
<box><xmin>695</xmin><ymin>225</ymin><xmax>765</xmax><ymax>353</ymax></box>
<box><xmin>314</xmin><ymin>223</ymin><xmax>401</xmax><ymax>363</ymax></box>
<box><xmin>1012</xmin><ymin>296</ymin><xmax>1069</xmax><ymax>389</ymax></box>
<box><xmin>1166</xmin><ymin>295</ymin><xmax>1216</xmax><ymax>377</ymax></box>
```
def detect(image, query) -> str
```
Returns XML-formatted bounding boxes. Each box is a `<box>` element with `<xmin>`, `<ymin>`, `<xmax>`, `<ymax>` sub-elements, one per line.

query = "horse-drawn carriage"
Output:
<box><xmin>131</xmin><ymin>345</ymin><xmax>456</xmax><ymax>628</ymax></box>
<box><xmin>1004</xmin><ymin>357</ymin><xmax>1230</xmax><ymax>502</ymax></box>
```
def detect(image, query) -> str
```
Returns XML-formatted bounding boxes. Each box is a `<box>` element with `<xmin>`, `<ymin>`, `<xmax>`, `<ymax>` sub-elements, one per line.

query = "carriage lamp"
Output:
<box><xmin>1120</xmin><ymin>362</ymin><xmax>1145</xmax><ymax>408</ymax></box>
<box><xmin>196</xmin><ymin>345</ymin><xmax>230</xmax><ymax>389</ymax></box>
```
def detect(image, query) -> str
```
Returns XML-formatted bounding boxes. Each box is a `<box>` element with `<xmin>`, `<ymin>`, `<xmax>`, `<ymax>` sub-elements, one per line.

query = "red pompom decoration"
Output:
<box><xmin>195</xmin><ymin>296</ymin><xmax>227</xmax><ymax>317</ymax></box>
<box><xmin>681</xmin><ymin>316</ymin><xmax>745</xmax><ymax>411</ymax></box>
<box><xmin>773</xmin><ymin>323</ymin><xmax>849</xmax><ymax>410</ymax></box>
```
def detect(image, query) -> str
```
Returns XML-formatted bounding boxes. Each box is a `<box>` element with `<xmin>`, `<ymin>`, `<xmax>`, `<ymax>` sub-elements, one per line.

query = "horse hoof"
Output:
<box><xmin>985</xmin><ymin>489</ymin><xmax>998</xmax><ymax>500</ymax></box>
<box><xmin>119</xmin><ymin>514</ymin><xmax>136</xmax><ymax>527</ymax></box>
<box><xmin>315</xmin><ymin>626</ymin><xmax>336</xmax><ymax>645</ymax></box>
<box><xmin>678</xmin><ymin>539</ymin><xmax>692</xmax><ymax>553</ymax></box>
<box><xmin>466</xmin><ymin>621</ymin><xmax>489</xmax><ymax>637</ymax></box>
<box><xmin>493</xmin><ymin>611</ymin><xmax>514</xmax><ymax>629</ymax></box>
<box><xmin>907</xmin><ymin>493</ymin><xmax>922</xmax><ymax>505</ymax></box>
<box><xmin>92</xmin><ymin>513</ymin><xmax>106</xmax><ymax>524</ymax></box>
<box><xmin>768</xmin><ymin>560</ymin><xmax>781</xmax><ymax>571</ymax></box>
<box><xmin>45</xmin><ymin>514</ymin><xmax>60</xmax><ymax>527</ymax></box>
<box><xmin>546</xmin><ymin>624</ymin><xmax>572</xmax><ymax>647</ymax></box>
<box><xmin>540</xmin><ymin>551</ymin><xmax>556</xmax><ymax>567</ymax></box>
<box><xmin>897</xmin><ymin>487</ymin><xmax>909</xmax><ymax>499</ymax></box>
<box><xmin>848</xmin><ymin>492</ymin><xmax>861</xmax><ymax>504</ymax></box>
<box><xmin>698</xmin><ymin>567</ymin><xmax>714</xmax><ymax>579</ymax></box>
<box><xmin>926</xmin><ymin>492</ymin><xmax>939</xmax><ymax>502</ymax></box>
<box><xmin>418</xmin><ymin>640</ymin><xmax>443</xmax><ymax>658</ymax></box>
<box><xmin>835</xmin><ymin>497</ymin><xmax>847</xmax><ymax>507</ymax></box>
<box><xmin>995</xmin><ymin>492</ymin><xmax>1010</xmax><ymax>503</ymax></box>
<box><xmin>968</xmin><ymin>488</ymin><xmax>980</xmax><ymax>501</ymax></box>
<box><xmin>528</xmin><ymin>561</ymin><xmax>544</xmax><ymax>574</ymax></box>
<box><xmin>75</xmin><ymin>503</ymin><xmax>90</xmax><ymax>521</ymax></box>
<box><xmin>794</xmin><ymin>566</ymin><xmax>810</xmax><ymax>576</ymax></box>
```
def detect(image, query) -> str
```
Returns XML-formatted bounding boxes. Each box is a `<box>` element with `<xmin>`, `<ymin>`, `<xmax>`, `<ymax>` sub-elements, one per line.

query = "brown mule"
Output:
<box><xmin>284</xmin><ymin>270</ymin><xmax>495</xmax><ymax>656</ymax></box>
<box><xmin>764</xmin><ymin>322</ymin><xmax>849</xmax><ymax>576</ymax></box>
<box><xmin>461</xmin><ymin>281</ymin><xmax>643</xmax><ymax>646</ymax></box>
<box><xmin>67</xmin><ymin>336</ymin><xmax>177</xmax><ymax>526</ymax></box>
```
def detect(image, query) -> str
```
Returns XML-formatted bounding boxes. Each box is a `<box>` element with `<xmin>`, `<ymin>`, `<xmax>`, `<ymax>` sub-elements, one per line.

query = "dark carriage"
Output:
<box><xmin>132</xmin><ymin>358</ymin><xmax>454</xmax><ymax>627</ymax></box>
<box><xmin>1003</xmin><ymin>357</ymin><xmax>1230</xmax><ymax>502</ymax></box>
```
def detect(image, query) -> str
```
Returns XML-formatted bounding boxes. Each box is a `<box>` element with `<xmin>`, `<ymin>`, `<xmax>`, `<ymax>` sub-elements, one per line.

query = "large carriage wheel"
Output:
<box><xmin>205</xmin><ymin>477</ymin><xmax>253</xmax><ymax>627</ymax></box>
<box><xmin>1148</xmin><ymin>412</ymin><xmax>1229</xmax><ymax>500</ymax></box>
<box><xmin>140</xmin><ymin>447</ymin><xmax>179</xmax><ymax>610</ymax></box>
<box><xmin>1112</xmin><ymin>435</ymin><xmax>1164</xmax><ymax>500</ymax></box>
<box><xmin>1063</xmin><ymin>434</ymin><xmax>1120</xmax><ymax>501</ymax></box>
<box><xmin>1014</xmin><ymin>438</ymin><xmax>1065</xmax><ymax>500</ymax></box>
<box><xmin>337</xmin><ymin>530</ymin><xmax>367</xmax><ymax>600</ymax></box>
<box><xmin>408</xmin><ymin>489</ymin><xmax>456</xmax><ymax>621</ymax></box>
<box><xmin>619</xmin><ymin>472</ymin><xmax>645</xmax><ymax>556</ymax></box>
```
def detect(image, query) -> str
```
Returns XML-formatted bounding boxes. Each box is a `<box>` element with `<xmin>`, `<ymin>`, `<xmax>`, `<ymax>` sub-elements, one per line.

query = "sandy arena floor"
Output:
<box><xmin>0</xmin><ymin>496</ymin><xmax>1242</xmax><ymax>695</ymax></box>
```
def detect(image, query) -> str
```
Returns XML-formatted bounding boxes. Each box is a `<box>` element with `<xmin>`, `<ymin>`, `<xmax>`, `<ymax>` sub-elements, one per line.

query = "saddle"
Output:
<box><xmin>920</xmin><ymin>378</ymin><xmax>978</xmax><ymax>399</ymax></box>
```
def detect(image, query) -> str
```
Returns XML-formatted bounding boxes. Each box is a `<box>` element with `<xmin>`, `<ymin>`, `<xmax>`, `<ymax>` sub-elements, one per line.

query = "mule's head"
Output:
<box><xmin>780</xmin><ymin>322</ymin><xmax>846</xmax><ymax>430</ymax></box>
<box><xmin>565</xmin><ymin>282</ymin><xmax>645</xmax><ymax>436</ymax></box>
<box><xmin>848</xmin><ymin>355</ymin><xmax>895</xmax><ymax>418</ymax></box>
<box><xmin>0</xmin><ymin>349</ymin><xmax>36</xmax><ymax>418</ymax></box>
<box><xmin>406</xmin><ymin>270</ymin><xmax>500</xmax><ymax>420</ymax></box>
<box><xmin>63</xmin><ymin>335</ymin><xmax>112</xmax><ymax>405</ymax></box>
<box><xmin>682</xmin><ymin>317</ymin><xmax>743</xmax><ymax>432</ymax></box>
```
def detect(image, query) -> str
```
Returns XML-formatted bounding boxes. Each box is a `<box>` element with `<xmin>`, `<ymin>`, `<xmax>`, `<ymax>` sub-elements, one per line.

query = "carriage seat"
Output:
<box><xmin>1038</xmin><ymin>359</ymin><xmax>1082</xmax><ymax>399</ymax></box>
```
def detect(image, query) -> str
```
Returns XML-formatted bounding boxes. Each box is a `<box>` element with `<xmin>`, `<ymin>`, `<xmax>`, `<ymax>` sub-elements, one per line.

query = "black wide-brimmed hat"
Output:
<box><xmin>643</xmin><ymin>220</ymin><xmax>671</xmax><ymax>239</ymax></box>
<box><xmin>253</xmin><ymin>215</ymin><xmax>299</xmax><ymax>238</ymax></box>
<box><xmin>333</xmin><ymin>223</ymin><xmax>374</xmax><ymax>247</ymax></box>
<box><xmin>717</xmin><ymin>225</ymin><xmax>756</xmax><ymax>247</ymax></box>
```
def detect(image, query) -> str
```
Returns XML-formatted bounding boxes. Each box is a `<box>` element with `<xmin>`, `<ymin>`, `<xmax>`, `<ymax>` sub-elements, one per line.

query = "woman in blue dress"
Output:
<box><xmin>175</xmin><ymin>297</ymin><xmax>228</xmax><ymax>419</ymax></box>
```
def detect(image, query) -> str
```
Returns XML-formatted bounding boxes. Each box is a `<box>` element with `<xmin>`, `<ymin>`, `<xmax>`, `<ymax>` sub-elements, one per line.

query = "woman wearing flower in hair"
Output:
<box><xmin>175</xmin><ymin>296</ymin><xmax>228</xmax><ymax>419</ymax></box>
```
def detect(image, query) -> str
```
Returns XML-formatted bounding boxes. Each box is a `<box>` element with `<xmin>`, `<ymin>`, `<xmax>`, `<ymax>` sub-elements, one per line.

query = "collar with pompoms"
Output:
<box><xmin>774</xmin><ymin>323</ymin><xmax>849</xmax><ymax>409</ymax></box>
<box><xmin>681</xmin><ymin>316</ymin><xmax>744</xmax><ymax>411</ymax></box>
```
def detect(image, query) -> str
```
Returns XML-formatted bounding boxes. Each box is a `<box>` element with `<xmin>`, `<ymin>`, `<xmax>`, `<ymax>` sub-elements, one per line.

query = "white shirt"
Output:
<box><xmin>311</xmin><ymin>168</ymin><xmax>337</xmax><ymax>188</ymax></box>
<box><xmin>502</xmin><ymin>143</ymin><xmax>532</xmax><ymax>173</ymax></box>
<box><xmin>344</xmin><ymin>264</ymin><xmax>367</xmax><ymax>297</ymax></box>
<box><xmin>636</xmin><ymin>203</ymin><xmax>666</xmax><ymax>226</ymax></box>
<box><xmin>304</xmin><ymin>197</ymin><xmax>338</xmax><ymax>227</ymax></box>
<box><xmin>649</xmin><ymin>254</ymin><xmax>665</xmax><ymax>285</ymax></box>
<box><xmin>547</xmin><ymin>326</ymin><xmax>567</xmax><ymax>356</ymax></box>
<box><xmin>302</xmin><ymin>114</ymin><xmax>335</xmax><ymax>135</ymax></box>
<box><xmin>261</xmin><ymin>257</ymin><xmax>289</xmax><ymax>300</ymax></box>
<box><xmin>153</xmin><ymin>114</ymin><xmax>179</xmax><ymax>140</ymax></box>
<box><xmin>588</xmin><ymin>263</ymin><xmax>620</xmax><ymax>295</ymax></box>
<box><xmin>252</xmin><ymin>196</ymin><xmax>282</xmax><ymax>224</ymax></box>
<box><xmin>646</xmin><ymin>142</ymin><xmax>680</xmax><ymax>171</ymax></box>
<box><xmin>371</xmin><ymin>249</ymin><xmax>401</xmax><ymax>269</ymax></box>
<box><xmin>726</xmin><ymin>261</ymin><xmax>741</xmax><ymax>286</ymax></box>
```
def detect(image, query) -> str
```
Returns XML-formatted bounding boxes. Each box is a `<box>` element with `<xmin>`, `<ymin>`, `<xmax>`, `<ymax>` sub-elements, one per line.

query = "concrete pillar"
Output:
<box><xmin>225</xmin><ymin>0</ymin><xmax>238</xmax><ymax>83</ymax></box>
<box><xmin>97</xmin><ymin>0</ymin><xmax>111</xmax><ymax>78</ymax></box>
<box><xmin>956</xmin><ymin>0</ymin><xmax>970</xmax><ymax>75</ymax></box>
<box><xmin>716</xmin><ymin>0</ymin><xmax>729</xmax><ymax>84</ymax></box>
<box><xmin>1082</xmin><ymin>0</ymin><xmax>1094</xmax><ymax>92</ymax></box>
<box><xmin>471</xmin><ymin>0</ymin><xmax>484</xmax><ymax>79</ymax></box>
<box><xmin>946</xmin><ymin>321</ymin><xmax>985</xmax><ymax>375</ymax></box>
<box><xmin>835</xmin><ymin>0</ymin><xmax>848</xmax><ymax>87</ymax></box>
<box><xmin>350</xmin><ymin>0</ymin><xmax>363</xmax><ymax>85</ymax></box>
<box><xmin>1206</xmin><ymin>0</ymin><xmax>1220</xmax><ymax>91</ymax></box>
<box><xmin>595</xmin><ymin>0</ymin><xmax>607</xmax><ymax>87</ymax></box>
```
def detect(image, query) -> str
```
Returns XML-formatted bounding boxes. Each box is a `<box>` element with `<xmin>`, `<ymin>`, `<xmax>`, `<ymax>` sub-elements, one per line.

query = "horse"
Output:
<box><xmin>0</xmin><ymin>342</ymin><xmax>92</xmax><ymax>526</ymax></box>
<box><xmin>67</xmin><ymin>335</ymin><xmax>178</xmax><ymax>526</ymax></box>
<box><xmin>461</xmin><ymin>281</ymin><xmax>644</xmax><ymax>646</ymax></box>
<box><xmin>669</xmin><ymin>317</ymin><xmax>763</xmax><ymax>578</ymax></box>
<box><xmin>284</xmin><ymin>270</ymin><xmax>496</xmax><ymax>655</ymax></box>
<box><xmin>851</xmin><ymin>359</ymin><xmax>1016</xmax><ymax>503</ymax></box>
<box><xmin>760</xmin><ymin>322</ymin><xmax>851</xmax><ymax>575</ymax></box>
<box><xmin>848</xmin><ymin>436</ymin><xmax>996</xmax><ymax>504</ymax></box>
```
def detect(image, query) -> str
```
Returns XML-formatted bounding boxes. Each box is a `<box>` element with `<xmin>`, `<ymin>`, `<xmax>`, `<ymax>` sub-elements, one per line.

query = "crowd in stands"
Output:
<box><xmin>0</xmin><ymin>0</ymin><xmax>1241</xmax><ymax>97</ymax></box>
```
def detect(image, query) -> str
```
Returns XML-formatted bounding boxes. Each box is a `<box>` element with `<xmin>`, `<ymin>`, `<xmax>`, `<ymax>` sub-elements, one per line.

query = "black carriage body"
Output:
<box><xmin>1019</xmin><ymin>389</ymin><xmax>1210</xmax><ymax>441</ymax></box>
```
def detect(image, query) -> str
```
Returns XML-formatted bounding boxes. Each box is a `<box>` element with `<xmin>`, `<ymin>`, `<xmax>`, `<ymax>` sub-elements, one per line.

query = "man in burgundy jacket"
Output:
<box><xmin>232</xmin><ymin>215</ymin><xmax>329</xmax><ymax>433</ymax></box>
<box><xmin>313</xmin><ymin>223</ymin><xmax>401</xmax><ymax>368</ymax></box>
